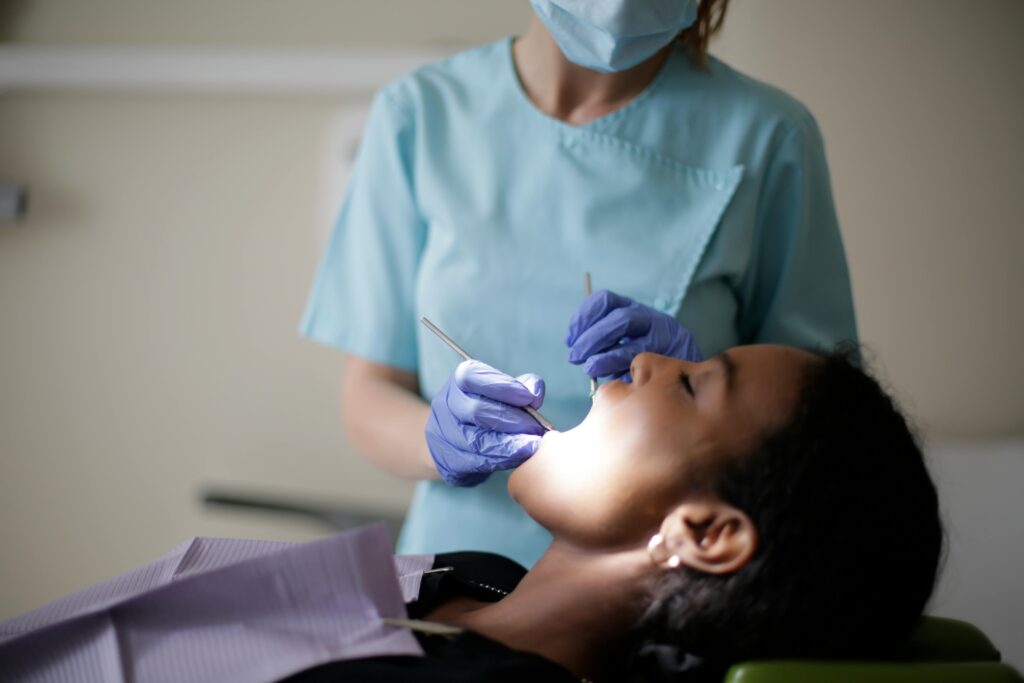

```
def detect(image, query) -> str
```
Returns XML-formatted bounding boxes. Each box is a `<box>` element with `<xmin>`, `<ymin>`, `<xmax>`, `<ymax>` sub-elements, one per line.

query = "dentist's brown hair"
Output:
<box><xmin>679</xmin><ymin>0</ymin><xmax>730</xmax><ymax>68</ymax></box>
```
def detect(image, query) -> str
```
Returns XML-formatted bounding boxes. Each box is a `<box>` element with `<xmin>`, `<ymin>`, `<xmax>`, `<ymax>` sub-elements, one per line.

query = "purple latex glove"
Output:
<box><xmin>426</xmin><ymin>359</ymin><xmax>546</xmax><ymax>487</ymax></box>
<box><xmin>566</xmin><ymin>290</ymin><xmax>704</xmax><ymax>381</ymax></box>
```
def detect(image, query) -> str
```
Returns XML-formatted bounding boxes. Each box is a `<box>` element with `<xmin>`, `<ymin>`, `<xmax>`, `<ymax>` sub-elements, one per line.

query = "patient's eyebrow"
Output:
<box><xmin>715</xmin><ymin>351</ymin><xmax>737</xmax><ymax>395</ymax></box>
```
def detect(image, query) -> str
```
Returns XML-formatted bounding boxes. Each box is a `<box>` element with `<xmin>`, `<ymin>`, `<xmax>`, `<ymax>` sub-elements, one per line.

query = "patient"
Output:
<box><xmin>299</xmin><ymin>345</ymin><xmax>943</xmax><ymax>681</ymax></box>
<box><xmin>4</xmin><ymin>345</ymin><xmax>942</xmax><ymax>683</ymax></box>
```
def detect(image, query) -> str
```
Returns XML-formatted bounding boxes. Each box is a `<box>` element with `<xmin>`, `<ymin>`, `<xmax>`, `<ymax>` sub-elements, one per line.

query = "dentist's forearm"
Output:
<box><xmin>340</xmin><ymin>354</ymin><xmax>440</xmax><ymax>481</ymax></box>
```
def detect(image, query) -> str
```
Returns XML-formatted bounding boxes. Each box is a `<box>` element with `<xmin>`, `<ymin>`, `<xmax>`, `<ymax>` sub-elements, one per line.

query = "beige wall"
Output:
<box><xmin>0</xmin><ymin>0</ymin><xmax>530</xmax><ymax>46</ymax></box>
<box><xmin>1</xmin><ymin>0</ymin><xmax>1021</xmax><ymax>637</ymax></box>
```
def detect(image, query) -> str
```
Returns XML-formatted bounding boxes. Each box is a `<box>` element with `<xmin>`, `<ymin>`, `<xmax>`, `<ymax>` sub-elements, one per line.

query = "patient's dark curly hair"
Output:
<box><xmin>629</xmin><ymin>346</ymin><xmax>944</xmax><ymax>676</ymax></box>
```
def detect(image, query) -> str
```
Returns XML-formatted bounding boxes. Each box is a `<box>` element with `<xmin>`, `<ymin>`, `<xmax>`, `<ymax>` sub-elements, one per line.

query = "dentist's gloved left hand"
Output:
<box><xmin>566</xmin><ymin>289</ymin><xmax>704</xmax><ymax>381</ymax></box>
<box><xmin>426</xmin><ymin>360</ymin><xmax>547</xmax><ymax>487</ymax></box>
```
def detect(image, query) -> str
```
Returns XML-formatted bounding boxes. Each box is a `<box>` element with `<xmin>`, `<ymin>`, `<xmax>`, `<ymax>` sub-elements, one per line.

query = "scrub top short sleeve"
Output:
<box><xmin>740</xmin><ymin>115</ymin><xmax>857</xmax><ymax>349</ymax></box>
<box><xmin>301</xmin><ymin>91</ymin><xmax>426</xmax><ymax>370</ymax></box>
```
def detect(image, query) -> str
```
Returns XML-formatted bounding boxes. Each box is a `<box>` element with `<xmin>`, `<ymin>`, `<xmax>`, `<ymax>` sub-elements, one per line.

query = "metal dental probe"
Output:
<box><xmin>420</xmin><ymin>317</ymin><xmax>556</xmax><ymax>432</ymax></box>
<box><xmin>584</xmin><ymin>272</ymin><xmax>598</xmax><ymax>400</ymax></box>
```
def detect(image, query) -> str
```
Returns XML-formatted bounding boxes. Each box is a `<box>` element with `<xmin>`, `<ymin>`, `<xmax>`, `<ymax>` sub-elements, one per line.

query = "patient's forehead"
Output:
<box><xmin>728</xmin><ymin>345</ymin><xmax>817</xmax><ymax>390</ymax></box>
<box><xmin>709</xmin><ymin>345</ymin><xmax>818</xmax><ymax>447</ymax></box>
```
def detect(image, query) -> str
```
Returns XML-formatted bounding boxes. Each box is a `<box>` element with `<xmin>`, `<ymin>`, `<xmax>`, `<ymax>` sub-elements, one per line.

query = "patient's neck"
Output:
<box><xmin>447</xmin><ymin>539</ymin><xmax>653</xmax><ymax>681</ymax></box>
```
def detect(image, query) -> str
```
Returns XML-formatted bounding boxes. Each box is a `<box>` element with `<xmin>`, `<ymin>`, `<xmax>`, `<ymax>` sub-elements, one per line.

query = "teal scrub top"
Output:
<box><xmin>301</xmin><ymin>38</ymin><xmax>857</xmax><ymax>568</ymax></box>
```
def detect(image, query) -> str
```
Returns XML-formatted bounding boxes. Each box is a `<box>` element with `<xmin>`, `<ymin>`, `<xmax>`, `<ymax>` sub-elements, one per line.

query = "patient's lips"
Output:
<box><xmin>568</xmin><ymin>378</ymin><xmax>624</xmax><ymax>431</ymax></box>
<box><xmin>593</xmin><ymin>377</ymin><xmax>627</xmax><ymax>402</ymax></box>
<box><xmin>540</xmin><ymin>429</ymin><xmax>561</xmax><ymax>444</ymax></box>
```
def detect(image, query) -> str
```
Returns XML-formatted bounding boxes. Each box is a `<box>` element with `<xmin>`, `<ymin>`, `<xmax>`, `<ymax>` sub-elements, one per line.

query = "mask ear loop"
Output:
<box><xmin>647</xmin><ymin>533</ymin><xmax>681</xmax><ymax>569</ymax></box>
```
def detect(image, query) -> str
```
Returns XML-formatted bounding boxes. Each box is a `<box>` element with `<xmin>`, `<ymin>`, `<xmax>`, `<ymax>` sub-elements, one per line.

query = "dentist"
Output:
<box><xmin>301</xmin><ymin>0</ymin><xmax>856</xmax><ymax>567</ymax></box>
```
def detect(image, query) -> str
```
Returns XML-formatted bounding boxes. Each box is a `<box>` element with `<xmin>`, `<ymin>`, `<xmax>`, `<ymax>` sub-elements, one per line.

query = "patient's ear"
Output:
<box><xmin>656</xmin><ymin>497</ymin><xmax>757</xmax><ymax>575</ymax></box>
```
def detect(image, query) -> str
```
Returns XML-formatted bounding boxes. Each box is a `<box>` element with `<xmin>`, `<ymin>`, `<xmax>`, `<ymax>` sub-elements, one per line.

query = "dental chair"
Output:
<box><xmin>201</xmin><ymin>488</ymin><xmax>1021</xmax><ymax>682</ymax></box>
<box><xmin>724</xmin><ymin>616</ymin><xmax>1022</xmax><ymax>682</ymax></box>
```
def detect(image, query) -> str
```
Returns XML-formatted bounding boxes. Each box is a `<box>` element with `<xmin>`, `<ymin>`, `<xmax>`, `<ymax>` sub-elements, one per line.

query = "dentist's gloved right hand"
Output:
<box><xmin>566</xmin><ymin>289</ymin><xmax>704</xmax><ymax>381</ymax></box>
<box><xmin>426</xmin><ymin>359</ymin><xmax>546</xmax><ymax>487</ymax></box>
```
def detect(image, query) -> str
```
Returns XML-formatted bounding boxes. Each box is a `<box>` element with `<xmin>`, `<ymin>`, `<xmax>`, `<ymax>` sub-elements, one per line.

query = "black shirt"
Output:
<box><xmin>280</xmin><ymin>551</ymin><xmax>579</xmax><ymax>682</ymax></box>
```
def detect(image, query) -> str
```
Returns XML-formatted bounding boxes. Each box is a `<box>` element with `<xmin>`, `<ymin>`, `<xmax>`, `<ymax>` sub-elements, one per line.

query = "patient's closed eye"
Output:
<box><xmin>680</xmin><ymin>373</ymin><xmax>694</xmax><ymax>396</ymax></box>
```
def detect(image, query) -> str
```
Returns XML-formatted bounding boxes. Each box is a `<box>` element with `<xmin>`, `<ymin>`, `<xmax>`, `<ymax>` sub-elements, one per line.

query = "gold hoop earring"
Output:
<box><xmin>647</xmin><ymin>533</ymin><xmax>681</xmax><ymax>570</ymax></box>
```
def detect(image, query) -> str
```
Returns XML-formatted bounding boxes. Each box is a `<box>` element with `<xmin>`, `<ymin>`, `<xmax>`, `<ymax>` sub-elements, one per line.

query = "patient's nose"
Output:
<box><xmin>632</xmin><ymin>352</ymin><xmax>700</xmax><ymax>386</ymax></box>
<box><xmin>631</xmin><ymin>352</ymin><xmax>659</xmax><ymax>385</ymax></box>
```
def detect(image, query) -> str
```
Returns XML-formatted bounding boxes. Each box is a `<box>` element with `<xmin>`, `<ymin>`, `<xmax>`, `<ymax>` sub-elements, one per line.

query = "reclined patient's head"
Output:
<box><xmin>509</xmin><ymin>345</ymin><xmax>943</xmax><ymax>662</ymax></box>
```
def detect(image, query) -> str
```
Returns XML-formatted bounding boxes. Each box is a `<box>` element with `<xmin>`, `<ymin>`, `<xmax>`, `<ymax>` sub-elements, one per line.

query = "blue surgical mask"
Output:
<box><xmin>530</xmin><ymin>0</ymin><xmax>699</xmax><ymax>73</ymax></box>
